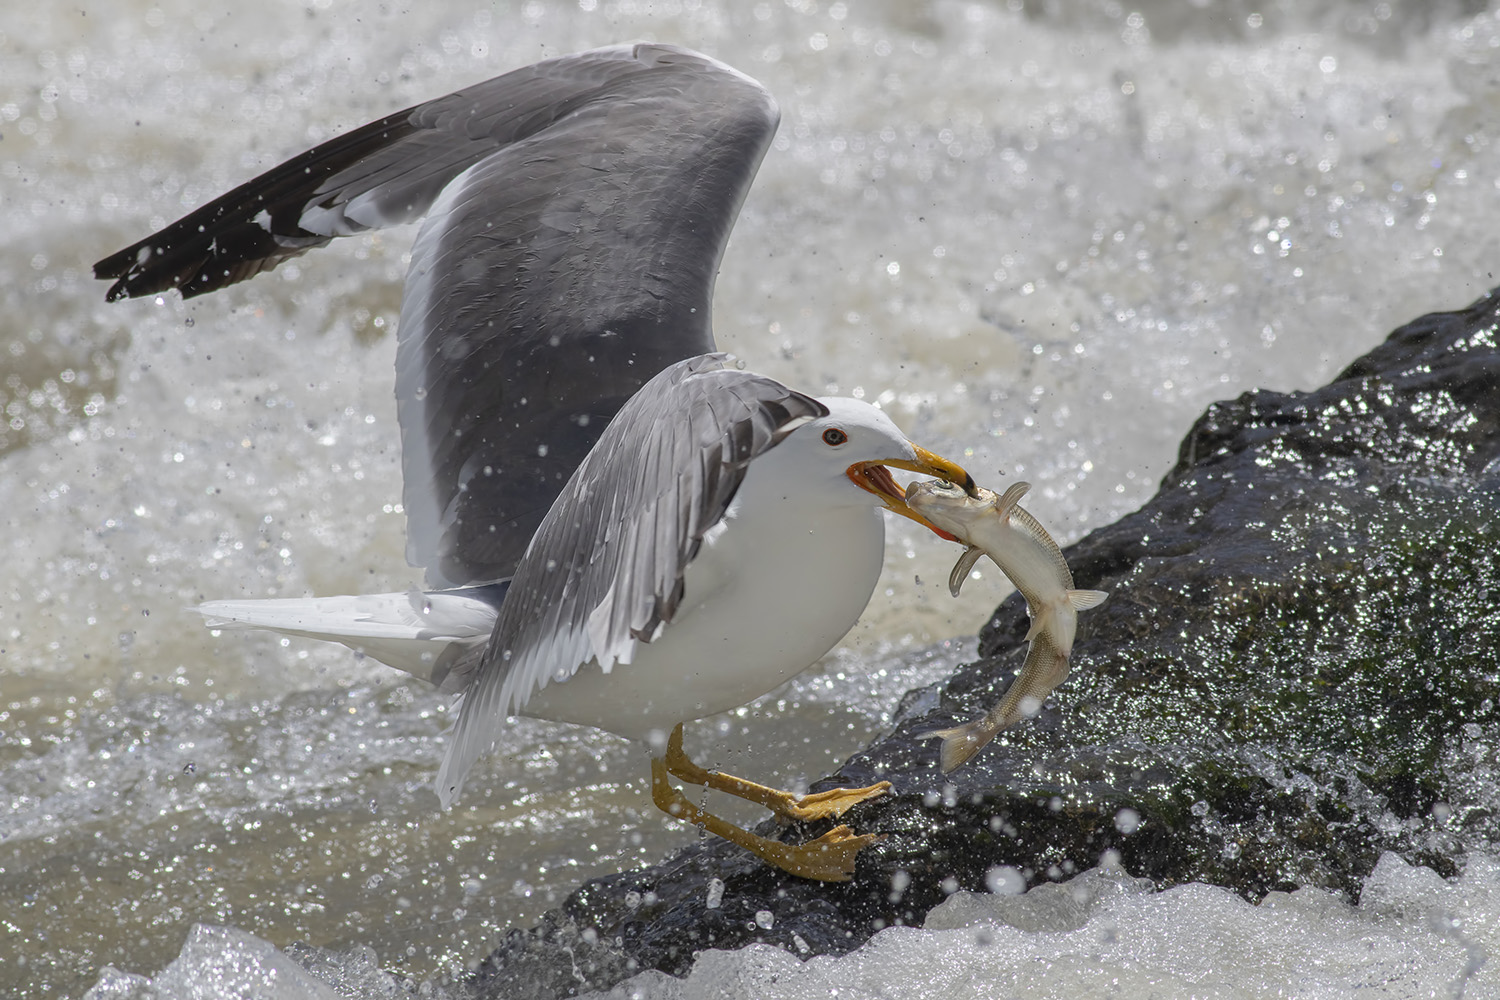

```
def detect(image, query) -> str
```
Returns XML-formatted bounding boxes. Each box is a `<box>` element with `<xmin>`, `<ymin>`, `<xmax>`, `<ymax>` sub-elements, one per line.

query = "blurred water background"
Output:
<box><xmin>3</xmin><ymin>0</ymin><xmax>1498</xmax><ymax>995</ymax></box>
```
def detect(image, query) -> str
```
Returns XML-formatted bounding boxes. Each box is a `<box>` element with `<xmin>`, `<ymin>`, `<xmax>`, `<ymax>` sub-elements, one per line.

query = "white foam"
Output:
<box><xmin>582</xmin><ymin>855</ymin><xmax>1499</xmax><ymax>999</ymax></box>
<box><xmin>85</xmin><ymin>855</ymin><xmax>1497</xmax><ymax>999</ymax></box>
<box><xmin>85</xmin><ymin>925</ymin><xmax>345</xmax><ymax>1000</ymax></box>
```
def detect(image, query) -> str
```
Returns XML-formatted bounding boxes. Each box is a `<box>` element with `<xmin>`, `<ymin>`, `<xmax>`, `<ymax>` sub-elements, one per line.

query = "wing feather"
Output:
<box><xmin>96</xmin><ymin>43</ymin><xmax>781</xmax><ymax>589</ymax></box>
<box><xmin>435</xmin><ymin>354</ymin><xmax>826</xmax><ymax>804</ymax></box>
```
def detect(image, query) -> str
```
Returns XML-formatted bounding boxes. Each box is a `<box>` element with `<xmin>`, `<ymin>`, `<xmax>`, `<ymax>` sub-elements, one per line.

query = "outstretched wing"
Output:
<box><xmin>435</xmin><ymin>354</ymin><xmax>825</xmax><ymax>805</ymax></box>
<box><xmin>96</xmin><ymin>43</ymin><xmax>781</xmax><ymax>588</ymax></box>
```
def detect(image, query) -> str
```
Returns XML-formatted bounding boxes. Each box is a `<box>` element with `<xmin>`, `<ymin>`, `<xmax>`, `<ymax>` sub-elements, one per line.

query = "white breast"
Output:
<box><xmin>519</xmin><ymin>459</ymin><xmax>887</xmax><ymax>742</ymax></box>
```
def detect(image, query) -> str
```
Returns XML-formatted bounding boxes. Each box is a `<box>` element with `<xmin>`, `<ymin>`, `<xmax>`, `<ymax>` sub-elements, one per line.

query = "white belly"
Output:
<box><xmin>520</xmin><ymin>494</ymin><xmax>887</xmax><ymax>742</ymax></box>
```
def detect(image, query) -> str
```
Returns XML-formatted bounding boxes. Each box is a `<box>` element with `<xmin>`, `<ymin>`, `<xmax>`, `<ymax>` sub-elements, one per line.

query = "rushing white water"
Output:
<box><xmin>577</xmin><ymin>855</ymin><xmax>1500</xmax><ymax>999</ymax></box>
<box><xmin>3</xmin><ymin>0</ymin><xmax>1498</xmax><ymax>996</ymax></box>
<box><xmin>83</xmin><ymin>854</ymin><xmax>1500</xmax><ymax>999</ymax></box>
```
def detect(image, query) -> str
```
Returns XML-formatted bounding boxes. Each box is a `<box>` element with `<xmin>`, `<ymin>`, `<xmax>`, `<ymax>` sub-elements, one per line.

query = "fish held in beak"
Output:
<box><xmin>846</xmin><ymin>445</ymin><xmax>977</xmax><ymax>541</ymax></box>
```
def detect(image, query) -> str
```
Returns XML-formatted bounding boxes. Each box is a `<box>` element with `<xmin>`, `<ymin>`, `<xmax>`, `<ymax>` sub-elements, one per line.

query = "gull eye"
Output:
<box><xmin>822</xmin><ymin>427</ymin><xmax>848</xmax><ymax>446</ymax></box>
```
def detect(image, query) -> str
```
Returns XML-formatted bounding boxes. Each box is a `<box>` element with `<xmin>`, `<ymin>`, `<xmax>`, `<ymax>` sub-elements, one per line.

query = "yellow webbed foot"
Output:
<box><xmin>651</xmin><ymin>750</ymin><xmax>886</xmax><ymax>882</ymax></box>
<box><xmin>771</xmin><ymin>781</ymin><xmax>892</xmax><ymax>823</ymax></box>
<box><xmin>757</xmin><ymin>825</ymin><xmax>886</xmax><ymax>882</ymax></box>
<box><xmin>663</xmin><ymin>723</ymin><xmax>891</xmax><ymax>822</ymax></box>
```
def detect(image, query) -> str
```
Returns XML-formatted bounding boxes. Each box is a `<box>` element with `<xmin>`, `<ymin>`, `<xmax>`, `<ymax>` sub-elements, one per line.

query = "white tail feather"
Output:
<box><xmin>197</xmin><ymin>590</ymin><xmax>499</xmax><ymax>691</ymax></box>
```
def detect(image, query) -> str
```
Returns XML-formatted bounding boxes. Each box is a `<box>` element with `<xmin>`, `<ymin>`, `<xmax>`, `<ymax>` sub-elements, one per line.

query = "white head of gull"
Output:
<box><xmin>96</xmin><ymin>43</ymin><xmax>975</xmax><ymax>881</ymax></box>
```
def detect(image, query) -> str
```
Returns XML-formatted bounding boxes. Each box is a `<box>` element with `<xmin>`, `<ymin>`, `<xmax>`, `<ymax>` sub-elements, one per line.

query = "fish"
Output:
<box><xmin>904</xmin><ymin>480</ymin><xmax>1108</xmax><ymax>771</ymax></box>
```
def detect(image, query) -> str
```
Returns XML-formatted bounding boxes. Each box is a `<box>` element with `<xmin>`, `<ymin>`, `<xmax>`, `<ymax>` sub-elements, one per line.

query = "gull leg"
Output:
<box><xmin>650</xmin><ymin>758</ymin><xmax>880</xmax><ymax>882</ymax></box>
<box><xmin>663</xmin><ymin>723</ymin><xmax>891</xmax><ymax>822</ymax></box>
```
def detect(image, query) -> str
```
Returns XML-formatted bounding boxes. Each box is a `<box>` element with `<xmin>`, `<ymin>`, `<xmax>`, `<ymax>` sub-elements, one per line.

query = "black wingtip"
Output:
<box><xmin>94</xmin><ymin>245</ymin><xmax>145</xmax><ymax>302</ymax></box>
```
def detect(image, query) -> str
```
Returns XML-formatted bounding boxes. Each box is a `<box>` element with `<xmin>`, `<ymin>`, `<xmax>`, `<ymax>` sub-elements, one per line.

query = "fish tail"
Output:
<box><xmin>922</xmin><ymin>718</ymin><xmax>1002</xmax><ymax>773</ymax></box>
<box><xmin>924</xmin><ymin>638</ymin><xmax>1075</xmax><ymax>770</ymax></box>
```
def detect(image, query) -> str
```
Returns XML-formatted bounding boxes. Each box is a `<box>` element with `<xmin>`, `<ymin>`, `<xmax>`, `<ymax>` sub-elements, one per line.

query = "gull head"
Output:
<box><xmin>767</xmin><ymin>396</ymin><xmax>976</xmax><ymax>539</ymax></box>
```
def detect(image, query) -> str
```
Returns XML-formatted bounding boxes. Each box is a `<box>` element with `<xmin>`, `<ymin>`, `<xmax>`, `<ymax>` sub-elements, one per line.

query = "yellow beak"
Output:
<box><xmin>846</xmin><ymin>445</ymin><xmax>978</xmax><ymax>541</ymax></box>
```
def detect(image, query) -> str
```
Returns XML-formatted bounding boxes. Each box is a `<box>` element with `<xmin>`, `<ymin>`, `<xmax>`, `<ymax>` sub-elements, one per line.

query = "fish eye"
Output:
<box><xmin>822</xmin><ymin>427</ymin><xmax>848</xmax><ymax>446</ymax></box>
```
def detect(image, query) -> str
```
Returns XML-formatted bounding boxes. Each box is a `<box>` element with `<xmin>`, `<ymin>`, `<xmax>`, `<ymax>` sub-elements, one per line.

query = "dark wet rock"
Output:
<box><xmin>469</xmin><ymin>290</ymin><xmax>1500</xmax><ymax>997</ymax></box>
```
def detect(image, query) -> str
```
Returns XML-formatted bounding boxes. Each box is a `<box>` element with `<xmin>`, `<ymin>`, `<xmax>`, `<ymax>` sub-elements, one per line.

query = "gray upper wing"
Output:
<box><xmin>395</xmin><ymin>47</ymin><xmax>780</xmax><ymax>588</ymax></box>
<box><xmin>95</xmin><ymin>43</ymin><xmax>781</xmax><ymax>588</ymax></box>
<box><xmin>434</xmin><ymin>354</ymin><xmax>825</xmax><ymax>805</ymax></box>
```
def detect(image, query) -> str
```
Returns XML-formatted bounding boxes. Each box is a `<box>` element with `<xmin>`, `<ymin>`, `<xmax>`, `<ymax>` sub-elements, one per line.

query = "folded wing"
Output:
<box><xmin>435</xmin><ymin>354</ymin><xmax>825</xmax><ymax>805</ymax></box>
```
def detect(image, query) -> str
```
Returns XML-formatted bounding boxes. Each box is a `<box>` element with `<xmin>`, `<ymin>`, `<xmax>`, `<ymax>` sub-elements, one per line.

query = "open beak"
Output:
<box><xmin>846</xmin><ymin>445</ymin><xmax>978</xmax><ymax>542</ymax></box>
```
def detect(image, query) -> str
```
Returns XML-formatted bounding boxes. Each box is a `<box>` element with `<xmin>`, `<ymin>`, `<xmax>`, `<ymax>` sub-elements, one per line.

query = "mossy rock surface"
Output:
<box><xmin>469</xmin><ymin>291</ymin><xmax>1500</xmax><ymax>997</ymax></box>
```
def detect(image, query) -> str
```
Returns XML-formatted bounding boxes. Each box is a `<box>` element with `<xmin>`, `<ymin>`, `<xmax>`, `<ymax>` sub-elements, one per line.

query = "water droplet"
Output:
<box><xmin>984</xmin><ymin>863</ymin><xmax>1032</xmax><ymax>893</ymax></box>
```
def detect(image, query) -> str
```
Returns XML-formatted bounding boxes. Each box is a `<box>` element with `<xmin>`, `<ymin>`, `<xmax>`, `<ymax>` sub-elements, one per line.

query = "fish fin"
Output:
<box><xmin>1069</xmin><ymin>589</ymin><xmax>1109</xmax><ymax>611</ymax></box>
<box><xmin>1022</xmin><ymin>602</ymin><xmax>1054</xmax><ymax>642</ymax></box>
<box><xmin>995</xmin><ymin>481</ymin><xmax>1031</xmax><ymax>519</ymax></box>
<box><xmin>948</xmin><ymin>545</ymin><xmax>984</xmax><ymax>597</ymax></box>
<box><xmin>920</xmin><ymin>719</ymin><xmax>999</xmax><ymax>773</ymax></box>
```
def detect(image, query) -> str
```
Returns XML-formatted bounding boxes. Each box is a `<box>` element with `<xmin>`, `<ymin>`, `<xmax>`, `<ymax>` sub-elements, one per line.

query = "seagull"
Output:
<box><xmin>95</xmin><ymin>43</ymin><xmax>975</xmax><ymax>881</ymax></box>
